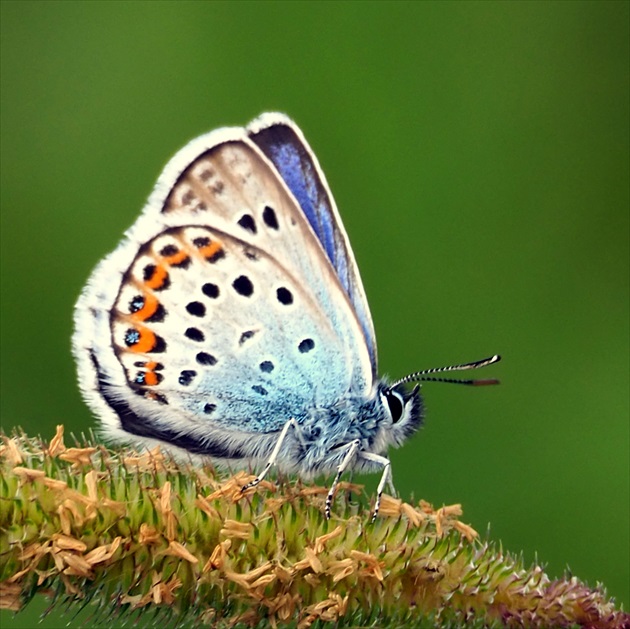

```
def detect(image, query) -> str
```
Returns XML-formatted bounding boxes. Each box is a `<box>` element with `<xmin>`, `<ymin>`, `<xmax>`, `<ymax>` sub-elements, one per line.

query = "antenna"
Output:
<box><xmin>387</xmin><ymin>354</ymin><xmax>501</xmax><ymax>389</ymax></box>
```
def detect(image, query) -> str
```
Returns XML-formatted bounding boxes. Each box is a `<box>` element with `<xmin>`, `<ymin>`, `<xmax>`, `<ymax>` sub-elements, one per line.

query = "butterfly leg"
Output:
<box><xmin>359</xmin><ymin>451</ymin><xmax>393</xmax><ymax>521</ymax></box>
<box><xmin>325</xmin><ymin>439</ymin><xmax>361</xmax><ymax>519</ymax></box>
<box><xmin>241</xmin><ymin>418</ymin><xmax>301</xmax><ymax>492</ymax></box>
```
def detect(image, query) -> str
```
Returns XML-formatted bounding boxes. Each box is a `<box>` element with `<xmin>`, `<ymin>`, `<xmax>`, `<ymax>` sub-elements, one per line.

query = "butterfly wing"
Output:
<box><xmin>73</xmin><ymin>122</ymin><xmax>374</xmax><ymax>457</ymax></box>
<box><xmin>248</xmin><ymin>113</ymin><xmax>378</xmax><ymax>375</ymax></box>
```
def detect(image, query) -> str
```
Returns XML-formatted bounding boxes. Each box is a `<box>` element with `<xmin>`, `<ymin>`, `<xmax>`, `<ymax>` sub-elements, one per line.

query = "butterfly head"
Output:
<box><xmin>371</xmin><ymin>354</ymin><xmax>502</xmax><ymax>453</ymax></box>
<box><xmin>377</xmin><ymin>382</ymin><xmax>424</xmax><ymax>448</ymax></box>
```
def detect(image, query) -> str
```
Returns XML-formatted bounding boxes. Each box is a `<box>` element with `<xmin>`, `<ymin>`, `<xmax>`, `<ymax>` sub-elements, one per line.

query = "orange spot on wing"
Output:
<box><xmin>133</xmin><ymin>294</ymin><xmax>160</xmax><ymax>321</ymax></box>
<box><xmin>145</xmin><ymin>265</ymin><xmax>169</xmax><ymax>290</ymax></box>
<box><xmin>143</xmin><ymin>371</ymin><xmax>159</xmax><ymax>386</ymax></box>
<box><xmin>199</xmin><ymin>240</ymin><xmax>223</xmax><ymax>260</ymax></box>
<box><xmin>162</xmin><ymin>249</ymin><xmax>190</xmax><ymax>266</ymax></box>
<box><xmin>128</xmin><ymin>327</ymin><xmax>158</xmax><ymax>353</ymax></box>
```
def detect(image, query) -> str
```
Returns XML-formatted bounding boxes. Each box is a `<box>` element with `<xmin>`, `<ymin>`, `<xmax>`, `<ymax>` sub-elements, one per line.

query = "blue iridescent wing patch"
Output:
<box><xmin>248</xmin><ymin>114</ymin><xmax>378</xmax><ymax>374</ymax></box>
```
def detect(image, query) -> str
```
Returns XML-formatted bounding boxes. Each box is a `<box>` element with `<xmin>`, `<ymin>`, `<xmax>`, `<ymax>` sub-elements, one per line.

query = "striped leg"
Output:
<box><xmin>241</xmin><ymin>418</ymin><xmax>300</xmax><ymax>491</ymax></box>
<box><xmin>360</xmin><ymin>451</ymin><xmax>393</xmax><ymax>521</ymax></box>
<box><xmin>325</xmin><ymin>439</ymin><xmax>361</xmax><ymax>519</ymax></box>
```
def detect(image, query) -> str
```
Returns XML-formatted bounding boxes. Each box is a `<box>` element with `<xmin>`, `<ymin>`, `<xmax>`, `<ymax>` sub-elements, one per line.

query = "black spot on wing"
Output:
<box><xmin>196</xmin><ymin>352</ymin><xmax>217</xmax><ymax>366</ymax></box>
<box><xmin>237</xmin><ymin>214</ymin><xmax>257</xmax><ymax>234</ymax></box>
<box><xmin>263</xmin><ymin>205</ymin><xmax>279</xmax><ymax>229</ymax></box>
<box><xmin>298</xmin><ymin>338</ymin><xmax>315</xmax><ymax>353</ymax></box>
<box><xmin>232</xmin><ymin>275</ymin><xmax>253</xmax><ymax>297</ymax></box>
<box><xmin>202</xmin><ymin>283</ymin><xmax>219</xmax><ymax>299</ymax></box>
<box><xmin>185</xmin><ymin>327</ymin><xmax>204</xmax><ymax>342</ymax></box>
<box><xmin>186</xmin><ymin>301</ymin><xmax>206</xmax><ymax>317</ymax></box>
<box><xmin>239</xmin><ymin>330</ymin><xmax>256</xmax><ymax>345</ymax></box>
<box><xmin>179</xmin><ymin>370</ymin><xmax>196</xmax><ymax>386</ymax></box>
<box><xmin>276</xmin><ymin>287</ymin><xmax>293</xmax><ymax>305</ymax></box>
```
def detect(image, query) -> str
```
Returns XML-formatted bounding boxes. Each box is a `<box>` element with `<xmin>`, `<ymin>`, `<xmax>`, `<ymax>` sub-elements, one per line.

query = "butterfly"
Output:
<box><xmin>73</xmin><ymin>113</ymin><xmax>500</xmax><ymax>519</ymax></box>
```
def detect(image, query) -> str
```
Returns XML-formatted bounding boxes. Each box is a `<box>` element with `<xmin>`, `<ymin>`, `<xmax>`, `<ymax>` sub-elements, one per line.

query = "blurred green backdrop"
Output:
<box><xmin>1</xmin><ymin>1</ymin><xmax>628</xmax><ymax>626</ymax></box>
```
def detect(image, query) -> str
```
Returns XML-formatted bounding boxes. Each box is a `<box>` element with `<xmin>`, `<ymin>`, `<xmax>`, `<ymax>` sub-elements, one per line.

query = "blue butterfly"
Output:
<box><xmin>73</xmin><ymin>113</ymin><xmax>500</xmax><ymax>518</ymax></box>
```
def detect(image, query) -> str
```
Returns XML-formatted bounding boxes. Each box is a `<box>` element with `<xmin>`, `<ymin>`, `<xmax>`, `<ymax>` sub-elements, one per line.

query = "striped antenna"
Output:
<box><xmin>388</xmin><ymin>354</ymin><xmax>501</xmax><ymax>389</ymax></box>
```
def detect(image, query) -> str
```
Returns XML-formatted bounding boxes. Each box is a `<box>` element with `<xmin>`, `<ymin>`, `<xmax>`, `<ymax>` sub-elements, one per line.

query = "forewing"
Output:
<box><xmin>248</xmin><ymin>113</ymin><xmax>378</xmax><ymax>374</ymax></box>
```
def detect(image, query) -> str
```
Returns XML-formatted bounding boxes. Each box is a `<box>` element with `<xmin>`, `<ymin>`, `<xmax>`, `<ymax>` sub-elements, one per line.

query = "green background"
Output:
<box><xmin>1</xmin><ymin>1</ymin><xmax>628</xmax><ymax>626</ymax></box>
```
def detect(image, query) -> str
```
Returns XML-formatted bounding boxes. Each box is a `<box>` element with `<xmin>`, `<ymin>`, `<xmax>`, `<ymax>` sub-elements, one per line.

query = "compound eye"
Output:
<box><xmin>385</xmin><ymin>390</ymin><xmax>404</xmax><ymax>423</ymax></box>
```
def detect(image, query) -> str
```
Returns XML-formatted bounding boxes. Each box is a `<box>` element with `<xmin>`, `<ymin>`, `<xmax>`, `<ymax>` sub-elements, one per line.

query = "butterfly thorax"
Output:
<box><xmin>290</xmin><ymin>381</ymin><xmax>424</xmax><ymax>477</ymax></box>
